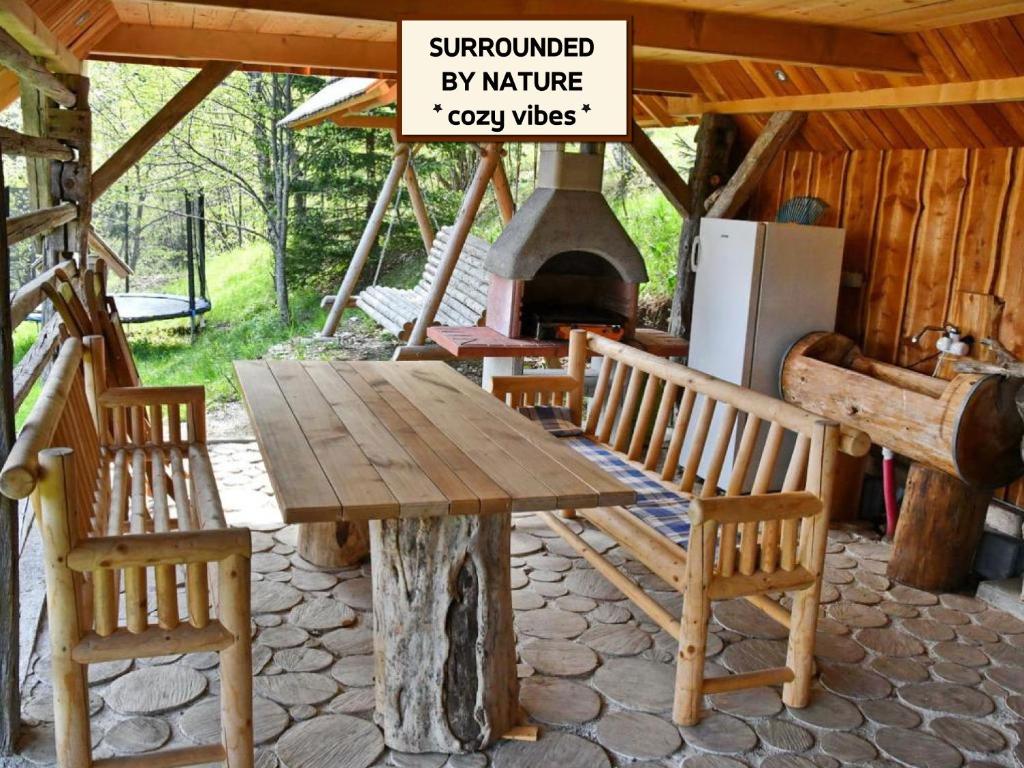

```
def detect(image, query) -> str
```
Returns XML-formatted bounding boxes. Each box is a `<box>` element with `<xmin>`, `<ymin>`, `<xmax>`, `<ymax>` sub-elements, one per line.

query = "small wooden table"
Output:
<box><xmin>235</xmin><ymin>359</ymin><xmax>634</xmax><ymax>753</ymax></box>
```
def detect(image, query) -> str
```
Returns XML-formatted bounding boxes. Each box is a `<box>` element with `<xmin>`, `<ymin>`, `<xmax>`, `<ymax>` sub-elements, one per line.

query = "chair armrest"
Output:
<box><xmin>66</xmin><ymin>528</ymin><xmax>250</xmax><ymax>572</ymax></box>
<box><xmin>99</xmin><ymin>385</ymin><xmax>206</xmax><ymax>410</ymax></box>
<box><xmin>689</xmin><ymin>491</ymin><xmax>823</xmax><ymax>525</ymax></box>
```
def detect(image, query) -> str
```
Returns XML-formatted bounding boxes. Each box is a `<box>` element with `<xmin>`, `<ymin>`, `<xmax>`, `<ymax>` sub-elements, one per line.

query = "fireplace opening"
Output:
<box><xmin>518</xmin><ymin>251</ymin><xmax>637</xmax><ymax>341</ymax></box>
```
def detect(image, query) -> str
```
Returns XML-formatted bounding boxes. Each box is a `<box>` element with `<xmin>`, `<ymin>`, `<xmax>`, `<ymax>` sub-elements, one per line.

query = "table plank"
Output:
<box><xmin>362</xmin><ymin>362</ymin><xmax>561</xmax><ymax>511</ymax></box>
<box><xmin>264</xmin><ymin>359</ymin><xmax>401</xmax><ymax>520</ymax></box>
<box><xmin>234</xmin><ymin>360</ymin><xmax>340</xmax><ymax>523</ymax></box>
<box><xmin>402</xmin><ymin>362</ymin><xmax>636</xmax><ymax>507</ymax></box>
<box><xmin>300</xmin><ymin>361</ymin><xmax>450</xmax><ymax>518</ymax></box>
<box><xmin>339</xmin><ymin>364</ymin><xmax>512</xmax><ymax>515</ymax></box>
<box><xmin>371</xmin><ymin>362</ymin><xmax>612</xmax><ymax>509</ymax></box>
<box><xmin>332</xmin><ymin>361</ymin><xmax>485</xmax><ymax>516</ymax></box>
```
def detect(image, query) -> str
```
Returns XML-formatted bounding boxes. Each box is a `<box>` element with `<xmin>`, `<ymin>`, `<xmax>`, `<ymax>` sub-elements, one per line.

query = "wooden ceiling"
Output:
<box><xmin>6</xmin><ymin>0</ymin><xmax>1024</xmax><ymax>151</ymax></box>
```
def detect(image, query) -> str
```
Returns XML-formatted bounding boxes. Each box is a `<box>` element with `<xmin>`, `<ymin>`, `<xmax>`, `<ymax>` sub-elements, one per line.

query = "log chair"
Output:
<box><xmin>491</xmin><ymin>330</ymin><xmax>867</xmax><ymax>725</ymax></box>
<box><xmin>0</xmin><ymin>337</ymin><xmax>253</xmax><ymax>768</ymax></box>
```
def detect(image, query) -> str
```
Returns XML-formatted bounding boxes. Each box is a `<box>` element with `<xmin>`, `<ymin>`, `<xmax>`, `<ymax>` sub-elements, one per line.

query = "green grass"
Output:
<box><xmin>124</xmin><ymin>243</ymin><xmax>323</xmax><ymax>405</ymax></box>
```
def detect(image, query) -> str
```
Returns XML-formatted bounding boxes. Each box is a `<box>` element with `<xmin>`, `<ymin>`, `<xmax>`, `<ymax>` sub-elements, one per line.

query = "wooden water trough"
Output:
<box><xmin>781</xmin><ymin>331</ymin><xmax>1024</xmax><ymax>590</ymax></box>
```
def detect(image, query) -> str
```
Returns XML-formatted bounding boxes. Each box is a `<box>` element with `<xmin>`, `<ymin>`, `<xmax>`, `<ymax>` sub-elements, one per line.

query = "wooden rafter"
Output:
<box><xmin>706</xmin><ymin>111</ymin><xmax>805</xmax><ymax>220</ymax></box>
<box><xmin>92</xmin><ymin>61</ymin><xmax>239</xmax><ymax>198</ymax></box>
<box><xmin>148</xmin><ymin>0</ymin><xmax>921</xmax><ymax>74</ymax></box>
<box><xmin>330</xmin><ymin>115</ymin><xmax>397</xmax><ymax>129</ymax></box>
<box><xmin>0</xmin><ymin>26</ymin><xmax>74</xmax><ymax>106</ymax></box>
<box><xmin>92</xmin><ymin>25</ymin><xmax>702</xmax><ymax>95</ymax></box>
<box><xmin>0</xmin><ymin>0</ymin><xmax>80</xmax><ymax>74</ymax></box>
<box><xmin>667</xmin><ymin>75</ymin><xmax>1024</xmax><ymax>116</ymax></box>
<box><xmin>625</xmin><ymin>121</ymin><xmax>691</xmax><ymax>217</ymax></box>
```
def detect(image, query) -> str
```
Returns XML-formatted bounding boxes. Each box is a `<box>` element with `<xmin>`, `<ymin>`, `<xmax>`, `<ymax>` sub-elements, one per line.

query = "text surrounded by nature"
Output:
<box><xmin>399</xmin><ymin>19</ymin><xmax>630</xmax><ymax>140</ymax></box>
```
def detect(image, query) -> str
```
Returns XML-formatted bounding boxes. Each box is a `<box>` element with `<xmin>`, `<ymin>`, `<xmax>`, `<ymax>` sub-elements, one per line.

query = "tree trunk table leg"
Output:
<box><xmin>888</xmin><ymin>462</ymin><xmax>991</xmax><ymax>591</ymax></box>
<box><xmin>370</xmin><ymin>514</ymin><xmax>518</xmax><ymax>754</ymax></box>
<box><xmin>297</xmin><ymin>520</ymin><xmax>370</xmax><ymax>568</ymax></box>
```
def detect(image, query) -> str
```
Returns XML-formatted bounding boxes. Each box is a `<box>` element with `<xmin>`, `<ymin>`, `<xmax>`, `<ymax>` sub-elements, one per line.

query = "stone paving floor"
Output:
<box><xmin>12</xmin><ymin>440</ymin><xmax>1024</xmax><ymax>768</ymax></box>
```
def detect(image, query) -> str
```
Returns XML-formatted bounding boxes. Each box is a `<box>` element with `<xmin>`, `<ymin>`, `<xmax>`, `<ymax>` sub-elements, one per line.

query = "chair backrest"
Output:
<box><xmin>84</xmin><ymin>259</ymin><xmax>141</xmax><ymax>387</ymax></box>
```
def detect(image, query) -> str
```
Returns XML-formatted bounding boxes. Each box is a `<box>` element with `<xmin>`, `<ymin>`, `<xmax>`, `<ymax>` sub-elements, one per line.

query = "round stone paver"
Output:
<box><xmin>252</xmin><ymin>552</ymin><xmax>290</xmax><ymax>573</ymax></box>
<box><xmin>328</xmin><ymin>688</ymin><xmax>376</xmax><ymax>714</ymax></box>
<box><xmin>510</xmin><ymin>570</ymin><xmax>528</xmax><ymax>590</ymax></box>
<box><xmin>898</xmin><ymin>682</ymin><xmax>994</xmax><ymax>716</ymax></box>
<box><xmin>88</xmin><ymin>659</ymin><xmax>133</xmax><ymax>685</ymax></box>
<box><xmin>870</xmin><ymin>656</ymin><xmax>929</xmax><ymax>683</ymax></box>
<box><xmin>290</xmin><ymin>569</ymin><xmax>339</xmax><ymax>592</ymax></box>
<box><xmin>103</xmin><ymin>716</ymin><xmax>170</xmax><ymax>754</ymax></box>
<box><xmin>932</xmin><ymin>662</ymin><xmax>982</xmax><ymax>685</ymax></box>
<box><xmin>106</xmin><ymin>667</ymin><xmax>208</xmax><ymax>715</ymax></box>
<box><xmin>681</xmin><ymin>757</ymin><xmax>749</xmax><ymax>768</ymax></box>
<box><xmin>493</xmin><ymin>731</ymin><xmax>610</xmax><ymax>768</ymax></box>
<box><xmin>932</xmin><ymin>641</ymin><xmax>989</xmax><ymax>668</ymax></box>
<box><xmin>257</xmin><ymin>625</ymin><xmax>309</xmax><ymax>649</ymax></box>
<box><xmin>512</xmin><ymin>591</ymin><xmax>545</xmax><ymax>611</ymax></box>
<box><xmin>519</xmin><ymin>639</ymin><xmax>598</xmax><ymax>677</ymax></box>
<box><xmin>860</xmin><ymin>698</ymin><xmax>922</xmax><ymax>727</ymax></box>
<box><xmin>555</xmin><ymin>595</ymin><xmax>596</xmax><ymax>613</ymax></box>
<box><xmin>819</xmin><ymin>732</ymin><xmax>875</xmax><ymax>762</ymax></box>
<box><xmin>288</xmin><ymin>597</ymin><xmax>356</xmax><ymax>630</ymax></box>
<box><xmin>787</xmin><ymin>691</ymin><xmax>862</xmax><ymax>730</ymax></box>
<box><xmin>813</xmin><ymin>632</ymin><xmax>865</xmax><ymax>664</ymax></box>
<box><xmin>721</xmin><ymin>639</ymin><xmax>786</xmax><ymax>673</ymax></box>
<box><xmin>519</xmin><ymin>676</ymin><xmax>601</xmax><ymax>724</ymax></box>
<box><xmin>903</xmin><ymin>618</ymin><xmax>956</xmax><ymax>642</ymax></box>
<box><xmin>331</xmin><ymin>655</ymin><xmax>375</xmax><ymax>687</ymax></box>
<box><xmin>713</xmin><ymin>599</ymin><xmax>788</xmax><ymax>639</ymax></box>
<box><xmin>760</xmin><ymin>757</ymin><xmax>816</xmax><ymax>768</ymax></box>
<box><xmin>755</xmin><ymin>720</ymin><xmax>813</xmax><ymax>752</ymax></box>
<box><xmin>277</xmin><ymin>715</ymin><xmax>384</xmax><ymax>768</ymax></box>
<box><xmin>977</xmin><ymin>610</ymin><xmax>1024</xmax><ymax>634</ymax></box>
<box><xmin>596</xmin><ymin>711</ymin><xmax>682</xmax><ymax>759</ymax></box>
<box><xmin>987</xmin><ymin>665</ymin><xmax>1024</xmax><ymax>694</ymax></box>
<box><xmin>820</xmin><ymin>664</ymin><xmax>891</xmax><ymax>700</ymax></box>
<box><xmin>526</xmin><ymin>553</ymin><xmax>572</xmax><ymax>572</ymax></box>
<box><xmin>252</xmin><ymin>645</ymin><xmax>273</xmax><ymax>675</ymax></box>
<box><xmin>254</xmin><ymin>672</ymin><xmax>338</xmax><ymax>706</ymax></box>
<box><xmin>180</xmin><ymin>696</ymin><xmax>290</xmax><ymax>745</ymax></box>
<box><xmin>679</xmin><ymin>713</ymin><xmax>757</xmax><ymax>754</ymax></box>
<box><xmin>510</xmin><ymin>532</ymin><xmax>544</xmax><ymax>556</ymax></box>
<box><xmin>591</xmin><ymin>603</ymin><xmax>632</xmax><ymax>624</ymax></box>
<box><xmin>389</xmin><ymin>752</ymin><xmax>446</xmax><ymax>768</ymax></box>
<box><xmin>931</xmin><ymin>717</ymin><xmax>1005</xmax><ymax>753</ymax></box>
<box><xmin>710</xmin><ymin>686</ymin><xmax>782</xmax><ymax>718</ymax></box>
<box><xmin>578</xmin><ymin>623</ymin><xmax>651</xmax><ymax>655</ymax></box>
<box><xmin>876</xmin><ymin>727</ymin><xmax>963</xmax><ymax>768</ymax></box>
<box><xmin>940</xmin><ymin>594</ymin><xmax>987</xmax><ymax>613</ymax></box>
<box><xmin>593</xmin><ymin>658</ymin><xmax>674</xmax><ymax>713</ymax></box>
<box><xmin>856</xmin><ymin>627</ymin><xmax>925</xmax><ymax>657</ymax></box>
<box><xmin>275</xmin><ymin>647</ymin><xmax>334</xmax><ymax>673</ymax></box>
<box><xmin>564</xmin><ymin>569</ymin><xmax>624</xmax><ymax>600</ymax></box>
<box><xmin>321</xmin><ymin>623</ymin><xmax>374</xmax><ymax>657</ymax></box>
<box><xmin>516</xmin><ymin>608</ymin><xmax>588</xmax><ymax>639</ymax></box>
<box><xmin>828</xmin><ymin>603</ymin><xmax>887</xmax><ymax>628</ymax></box>
<box><xmin>333</xmin><ymin>578</ymin><xmax>373</xmax><ymax>611</ymax></box>
<box><xmin>889</xmin><ymin>584</ymin><xmax>939</xmax><ymax>606</ymax></box>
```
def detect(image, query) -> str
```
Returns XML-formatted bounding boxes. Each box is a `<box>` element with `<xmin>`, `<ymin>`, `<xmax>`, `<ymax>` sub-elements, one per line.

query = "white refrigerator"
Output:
<box><xmin>686</xmin><ymin>219</ymin><xmax>845</xmax><ymax>490</ymax></box>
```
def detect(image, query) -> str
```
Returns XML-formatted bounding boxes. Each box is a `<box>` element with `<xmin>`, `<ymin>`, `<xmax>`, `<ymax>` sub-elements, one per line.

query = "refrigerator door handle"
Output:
<box><xmin>690</xmin><ymin>234</ymin><xmax>702</xmax><ymax>272</ymax></box>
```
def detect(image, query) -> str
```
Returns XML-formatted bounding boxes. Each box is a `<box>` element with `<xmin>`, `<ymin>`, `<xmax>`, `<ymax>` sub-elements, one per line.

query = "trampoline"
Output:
<box><xmin>107</xmin><ymin>292</ymin><xmax>212</xmax><ymax>323</ymax></box>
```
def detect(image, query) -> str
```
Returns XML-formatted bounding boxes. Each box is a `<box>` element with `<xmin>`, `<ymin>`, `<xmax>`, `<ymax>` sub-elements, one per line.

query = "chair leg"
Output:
<box><xmin>218</xmin><ymin>554</ymin><xmax>254</xmax><ymax>768</ymax></box>
<box><xmin>783</xmin><ymin>582</ymin><xmax>820</xmax><ymax>708</ymax></box>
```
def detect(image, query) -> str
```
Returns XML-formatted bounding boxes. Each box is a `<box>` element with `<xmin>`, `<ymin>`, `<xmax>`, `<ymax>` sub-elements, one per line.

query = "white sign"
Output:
<box><xmin>398</xmin><ymin>19</ymin><xmax>631</xmax><ymax>141</ymax></box>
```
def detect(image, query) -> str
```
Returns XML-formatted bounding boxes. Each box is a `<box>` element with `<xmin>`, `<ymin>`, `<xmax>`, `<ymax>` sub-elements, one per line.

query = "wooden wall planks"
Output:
<box><xmin>751</xmin><ymin>145</ymin><xmax>1024</xmax><ymax>503</ymax></box>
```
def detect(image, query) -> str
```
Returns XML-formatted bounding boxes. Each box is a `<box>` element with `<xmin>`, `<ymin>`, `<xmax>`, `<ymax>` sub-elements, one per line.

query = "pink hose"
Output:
<box><xmin>882</xmin><ymin>448</ymin><xmax>899</xmax><ymax>539</ymax></box>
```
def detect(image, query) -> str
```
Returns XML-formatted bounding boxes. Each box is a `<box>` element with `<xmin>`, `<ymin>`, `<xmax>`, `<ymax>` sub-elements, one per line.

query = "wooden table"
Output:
<box><xmin>235</xmin><ymin>359</ymin><xmax>634</xmax><ymax>753</ymax></box>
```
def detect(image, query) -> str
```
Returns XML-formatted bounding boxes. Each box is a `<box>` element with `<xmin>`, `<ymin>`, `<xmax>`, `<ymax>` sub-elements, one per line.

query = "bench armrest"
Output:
<box><xmin>67</xmin><ymin>528</ymin><xmax>250</xmax><ymax>572</ymax></box>
<box><xmin>689</xmin><ymin>491</ymin><xmax>823</xmax><ymax>525</ymax></box>
<box><xmin>99</xmin><ymin>385</ymin><xmax>206</xmax><ymax>410</ymax></box>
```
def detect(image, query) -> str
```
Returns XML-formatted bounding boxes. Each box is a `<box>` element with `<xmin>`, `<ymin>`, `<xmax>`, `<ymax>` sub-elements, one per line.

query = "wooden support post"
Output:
<box><xmin>50</xmin><ymin>74</ymin><xmax>91</xmax><ymax>260</ymax></box>
<box><xmin>0</xmin><ymin>150</ymin><xmax>18</xmax><ymax>756</ymax></box>
<box><xmin>370</xmin><ymin>514</ymin><xmax>518</xmax><ymax>753</ymax></box>
<box><xmin>20</xmin><ymin>78</ymin><xmax>61</xmax><ymax>271</ymax></box>
<box><xmin>0</xmin><ymin>26</ymin><xmax>74</xmax><ymax>107</ymax></box>
<box><xmin>321</xmin><ymin>143</ymin><xmax>410</xmax><ymax>336</ymax></box>
<box><xmin>401</xmin><ymin>143</ymin><xmax>501</xmax><ymax>353</ymax></box>
<box><xmin>705</xmin><ymin>111</ymin><xmax>806</xmax><ymax>220</ymax></box>
<box><xmin>404</xmin><ymin>158</ymin><xmax>434</xmax><ymax>255</ymax></box>
<box><xmin>296</xmin><ymin>519</ymin><xmax>370</xmax><ymax>568</ymax></box>
<box><xmin>888</xmin><ymin>462</ymin><xmax>992</xmax><ymax>591</ymax></box>
<box><xmin>92</xmin><ymin>61</ymin><xmax>238</xmax><ymax>199</ymax></box>
<box><xmin>669</xmin><ymin>114</ymin><xmax>737</xmax><ymax>338</ymax></box>
<box><xmin>626</xmin><ymin>121</ymin><xmax>692</xmax><ymax>217</ymax></box>
<box><xmin>491</xmin><ymin>152</ymin><xmax>515</xmax><ymax>225</ymax></box>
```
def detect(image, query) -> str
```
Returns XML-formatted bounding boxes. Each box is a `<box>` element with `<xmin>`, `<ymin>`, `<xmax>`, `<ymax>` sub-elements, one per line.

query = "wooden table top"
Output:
<box><xmin>235</xmin><ymin>359</ymin><xmax>636</xmax><ymax>523</ymax></box>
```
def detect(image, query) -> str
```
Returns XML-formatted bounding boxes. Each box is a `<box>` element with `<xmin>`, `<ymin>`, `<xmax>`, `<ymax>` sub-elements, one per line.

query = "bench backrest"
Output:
<box><xmin>415</xmin><ymin>226</ymin><xmax>490</xmax><ymax>325</ymax></box>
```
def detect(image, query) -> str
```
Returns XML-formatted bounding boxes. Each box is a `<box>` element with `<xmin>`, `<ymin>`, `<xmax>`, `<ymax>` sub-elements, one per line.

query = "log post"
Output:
<box><xmin>370</xmin><ymin>514</ymin><xmax>518</xmax><ymax>753</ymax></box>
<box><xmin>296</xmin><ymin>519</ymin><xmax>370</xmax><ymax>568</ymax></box>
<box><xmin>491</xmin><ymin>153</ymin><xmax>516</xmax><ymax>225</ymax></box>
<box><xmin>0</xmin><ymin>148</ymin><xmax>18</xmax><ymax>756</ymax></box>
<box><xmin>50</xmin><ymin>74</ymin><xmax>90</xmax><ymax>261</ymax></box>
<box><xmin>403</xmin><ymin>157</ymin><xmax>435</xmax><ymax>255</ymax></box>
<box><xmin>321</xmin><ymin>143</ymin><xmax>410</xmax><ymax>337</ymax></box>
<box><xmin>668</xmin><ymin>114</ymin><xmax>737</xmax><ymax>338</ymax></box>
<box><xmin>888</xmin><ymin>462</ymin><xmax>992</xmax><ymax>591</ymax></box>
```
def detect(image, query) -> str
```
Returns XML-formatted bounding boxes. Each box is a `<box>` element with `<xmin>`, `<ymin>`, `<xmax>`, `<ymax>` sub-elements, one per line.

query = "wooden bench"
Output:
<box><xmin>491</xmin><ymin>330</ymin><xmax>867</xmax><ymax>726</ymax></box>
<box><xmin>355</xmin><ymin>226</ymin><xmax>490</xmax><ymax>339</ymax></box>
<box><xmin>0</xmin><ymin>335</ymin><xmax>254</xmax><ymax>768</ymax></box>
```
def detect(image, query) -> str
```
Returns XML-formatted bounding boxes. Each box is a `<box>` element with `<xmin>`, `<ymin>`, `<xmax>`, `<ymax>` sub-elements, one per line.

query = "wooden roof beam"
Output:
<box><xmin>150</xmin><ymin>0</ymin><xmax>921</xmax><ymax>74</ymax></box>
<box><xmin>93</xmin><ymin>61</ymin><xmax>239</xmax><ymax>198</ymax></box>
<box><xmin>0</xmin><ymin>26</ymin><xmax>74</xmax><ymax>106</ymax></box>
<box><xmin>92</xmin><ymin>25</ymin><xmax>703</xmax><ymax>95</ymax></box>
<box><xmin>0</xmin><ymin>0</ymin><xmax>80</xmax><ymax>74</ymax></box>
<box><xmin>625</xmin><ymin>120</ymin><xmax>691</xmax><ymax>217</ymax></box>
<box><xmin>666</xmin><ymin>75</ymin><xmax>1024</xmax><ymax>116</ymax></box>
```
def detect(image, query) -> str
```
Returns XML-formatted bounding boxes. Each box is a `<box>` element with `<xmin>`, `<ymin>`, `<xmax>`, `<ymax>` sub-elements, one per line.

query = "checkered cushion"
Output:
<box><xmin>517</xmin><ymin>405</ymin><xmax>584</xmax><ymax>437</ymax></box>
<box><xmin>563</xmin><ymin>437</ymin><xmax>686</xmax><ymax>506</ymax></box>
<box><xmin>628</xmin><ymin>502</ymin><xmax>692</xmax><ymax>547</ymax></box>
